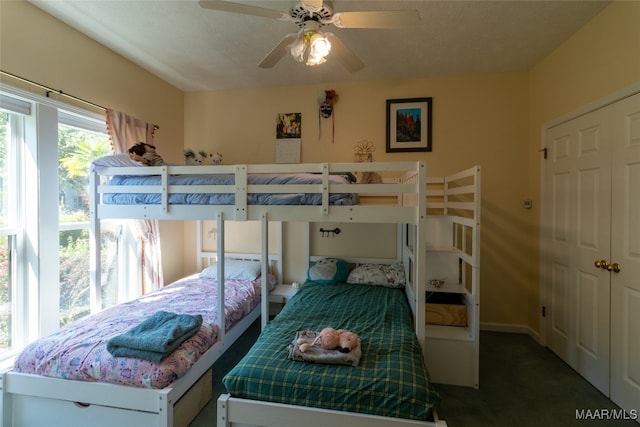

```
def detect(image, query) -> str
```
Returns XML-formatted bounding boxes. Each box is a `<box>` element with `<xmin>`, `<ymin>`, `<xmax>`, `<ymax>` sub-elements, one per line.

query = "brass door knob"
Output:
<box><xmin>595</xmin><ymin>259</ymin><xmax>609</xmax><ymax>269</ymax></box>
<box><xmin>608</xmin><ymin>263</ymin><xmax>621</xmax><ymax>273</ymax></box>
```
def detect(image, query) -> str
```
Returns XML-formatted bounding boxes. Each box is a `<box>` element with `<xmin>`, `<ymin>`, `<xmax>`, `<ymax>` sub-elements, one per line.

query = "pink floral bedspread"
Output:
<box><xmin>14</xmin><ymin>274</ymin><xmax>267</xmax><ymax>389</ymax></box>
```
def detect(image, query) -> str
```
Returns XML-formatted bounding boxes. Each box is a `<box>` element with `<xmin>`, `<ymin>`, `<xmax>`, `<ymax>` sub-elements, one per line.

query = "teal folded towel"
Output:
<box><xmin>107</xmin><ymin>311</ymin><xmax>203</xmax><ymax>363</ymax></box>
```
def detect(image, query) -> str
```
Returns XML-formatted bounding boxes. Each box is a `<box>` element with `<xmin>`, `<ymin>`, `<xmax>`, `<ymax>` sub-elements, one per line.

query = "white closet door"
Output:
<box><xmin>545</xmin><ymin>106</ymin><xmax>612</xmax><ymax>395</ymax></box>
<box><xmin>610</xmin><ymin>93</ymin><xmax>640</xmax><ymax>414</ymax></box>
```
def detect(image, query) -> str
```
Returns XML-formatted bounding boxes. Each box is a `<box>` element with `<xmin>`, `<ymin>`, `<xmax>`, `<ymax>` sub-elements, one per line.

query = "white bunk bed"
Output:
<box><xmin>1</xmin><ymin>160</ymin><xmax>440</xmax><ymax>427</ymax></box>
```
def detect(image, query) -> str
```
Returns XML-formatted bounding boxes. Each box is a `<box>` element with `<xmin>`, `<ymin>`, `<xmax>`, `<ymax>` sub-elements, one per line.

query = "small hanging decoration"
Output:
<box><xmin>354</xmin><ymin>139</ymin><xmax>375</xmax><ymax>163</ymax></box>
<box><xmin>318</xmin><ymin>89</ymin><xmax>338</xmax><ymax>143</ymax></box>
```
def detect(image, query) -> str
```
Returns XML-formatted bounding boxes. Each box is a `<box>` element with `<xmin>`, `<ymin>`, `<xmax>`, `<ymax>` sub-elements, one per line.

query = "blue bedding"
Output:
<box><xmin>102</xmin><ymin>173</ymin><xmax>359</xmax><ymax>206</ymax></box>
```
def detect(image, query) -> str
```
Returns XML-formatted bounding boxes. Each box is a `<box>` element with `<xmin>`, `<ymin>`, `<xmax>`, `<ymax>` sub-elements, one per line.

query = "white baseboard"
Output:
<box><xmin>480</xmin><ymin>322</ymin><xmax>541</xmax><ymax>344</ymax></box>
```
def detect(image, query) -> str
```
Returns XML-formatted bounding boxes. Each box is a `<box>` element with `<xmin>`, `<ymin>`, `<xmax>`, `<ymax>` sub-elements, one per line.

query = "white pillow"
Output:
<box><xmin>346</xmin><ymin>263</ymin><xmax>406</xmax><ymax>288</ymax></box>
<box><xmin>200</xmin><ymin>259</ymin><xmax>262</xmax><ymax>281</ymax></box>
<box><xmin>90</xmin><ymin>154</ymin><xmax>144</xmax><ymax>173</ymax></box>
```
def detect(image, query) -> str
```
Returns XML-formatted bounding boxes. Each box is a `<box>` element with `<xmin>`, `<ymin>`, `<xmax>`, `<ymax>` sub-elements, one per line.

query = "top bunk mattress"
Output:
<box><xmin>222</xmin><ymin>281</ymin><xmax>440</xmax><ymax>421</ymax></box>
<box><xmin>102</xmin><ymin>173</ymin><xmax>359</xmax><ymax>206</ymax></box>
<box><xmin>13</xmin><ymin>273</ymin><xmax>267</xmax><ymax>389</ymax></box>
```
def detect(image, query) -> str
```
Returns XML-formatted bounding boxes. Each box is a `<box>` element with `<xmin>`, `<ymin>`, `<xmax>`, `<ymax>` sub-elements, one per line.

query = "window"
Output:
<box><xmin>0</xmin><ymin>103</ymin><xmax>27</xmax><ymax>357</ymax></box>
<box><xmin>58</xmin><ymin>119</ymin><xmax>111</xmax><ymax>325</ymax></box>
<box><xmin>0</xmin><ymin>87</ymin><xmax>138</xmax><ymax>361</ymax></box>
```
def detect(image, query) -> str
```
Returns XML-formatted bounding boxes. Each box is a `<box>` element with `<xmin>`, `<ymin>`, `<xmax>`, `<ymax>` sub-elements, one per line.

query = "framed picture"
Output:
<box><xmin>386</xmin><ymin>97</ymin><xmax>432</xmax><ymax>152</ymax></box>
<box><xmin>276</xmin><ymin>112</ymin><xmax>301</xmax><ymax>139</ymax></box>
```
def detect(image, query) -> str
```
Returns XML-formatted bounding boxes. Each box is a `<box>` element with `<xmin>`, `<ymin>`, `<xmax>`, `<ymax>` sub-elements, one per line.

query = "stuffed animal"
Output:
<box><xmin>196</xmin><ymin>150</ymin><xmax>223</xmax><ymax>165</ymax></box>
<box><xmin>356</xmin><ymin>171</ymin><xmax>383</xmax><ymax>184</ymax></box>
<box><xmin>210</xmin><ymin>152</ymin><xmax>223</xmax><ymax>165</ymax></box>
<box><xmin>185</xmin><ymin>149</ymin><xmax>224</xmax><ymax>165</ymax></box>
<box><xmin>196</xmin><ymin>150</ymin><xmax>211</xmax><ymax>165</ymax></box>
<box><xmin>195</xmin><ymin>150</ymin><xmax>219</xmax><ymax>165</ymax></box>
<box><xmin>299</xmin><ymin>327</ymin><xmax>360</xmax><ymax>353</ymax></box>
<box><xmin>128</xmin><ymin>142</ymin><xmax>165</xmax><ymax>166</ymax></box>
<box><xmin>184</xmin><ymin>148</ymin><xmax>198</xmax><ymax>165</ymax></box>
<box><xmin>312</xmin><ymin>327</ymin><xmax>341</xmax><ymax>350</ymax></box>
<box><xmin>307</xmin><ymin>258</ymin><xmax>349</xmax><ymax>284</ymax></box>
<box><xmin>337</xmin><ymin>330</ymin><xmax>360</xmax><ymax>353</ymax></box>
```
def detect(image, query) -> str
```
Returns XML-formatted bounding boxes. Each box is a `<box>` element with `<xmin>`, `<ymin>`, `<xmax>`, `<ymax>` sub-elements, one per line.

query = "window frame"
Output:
<box><xmin>0</xmin><ymin>84</ymin><xmax>138</xmax><ymax>364</ymax></box>
<box><xmin>0</xmin><ymin>108</ymin><xmax>27</xmax><ymax>359</ymax></box>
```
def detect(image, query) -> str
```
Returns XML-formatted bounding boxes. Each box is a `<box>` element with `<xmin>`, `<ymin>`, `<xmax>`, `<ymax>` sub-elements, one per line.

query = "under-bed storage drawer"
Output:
<box><xmin>425</xmin><ymin>292</ymin><xmax>468</xmax><ymax>327</ymax></box>
<box><xmin>174</xmin><ymin>369</ymin><xmax>212</xmax><ymax>427</ymax></box>
<box><xmin>12</xmin><ymin>394</ymin><xmax>159</xmax><ymax>427</ymax></box>
<box><xmin>8</xmin><ymin>370</ymin><xmax>212</xmax><ymax>427</ymax></box>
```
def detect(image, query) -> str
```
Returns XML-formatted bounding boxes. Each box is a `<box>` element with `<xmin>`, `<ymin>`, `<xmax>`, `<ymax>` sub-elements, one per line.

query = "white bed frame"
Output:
<box><xmin>2</xmin><ymin>161</ymin><xmax>436</xmax><ymax>427</ymax></box>
<box><xmin>0</xmin><ymin>224</ymin><xmax>279</xmax><ymax>427</ymax></box>
<box><xmin>216</xmin><ymin>238</ymin><xmax>449</xmax><ymax>427</ymax></box>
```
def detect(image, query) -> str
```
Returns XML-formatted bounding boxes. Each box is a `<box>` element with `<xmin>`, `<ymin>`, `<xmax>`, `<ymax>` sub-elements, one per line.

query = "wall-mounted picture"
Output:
<box><xmin>276</xmin><ymin>112</ymin><xmax>301</xmax><ymax>163</ymax></box>
<box><xmin>386</xmin><ymin>97</ymin><xmax>432</xmax><ymax>152</ymax></box>
<box><xmin>276</xmin><ymin>112</ymin><xmax>302</xmax><ymax>139</ymax></box>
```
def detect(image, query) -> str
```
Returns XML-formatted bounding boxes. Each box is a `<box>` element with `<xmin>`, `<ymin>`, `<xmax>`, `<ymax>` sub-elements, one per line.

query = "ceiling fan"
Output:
<box><xmin>198</xmin><ymin>0</ymin><xmax>420</xmax><ymax>72</ymax></box>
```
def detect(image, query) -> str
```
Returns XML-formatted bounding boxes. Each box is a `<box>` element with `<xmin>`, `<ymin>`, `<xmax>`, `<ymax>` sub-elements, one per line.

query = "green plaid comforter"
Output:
<box><xmin>223</xmin><ymin>282</ymin><xmax>440</xmax><ymax>420</ymax></box>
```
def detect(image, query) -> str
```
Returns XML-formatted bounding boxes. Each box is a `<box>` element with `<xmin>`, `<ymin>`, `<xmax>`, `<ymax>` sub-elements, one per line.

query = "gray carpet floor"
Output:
<box><xmin>189</xmin><ymin>320</ymin><xmax>637</xmax><ymax>426</ymax></box>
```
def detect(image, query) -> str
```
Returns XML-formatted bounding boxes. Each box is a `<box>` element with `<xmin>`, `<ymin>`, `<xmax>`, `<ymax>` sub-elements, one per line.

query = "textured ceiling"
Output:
<box><xmin>30</xmin><ymin>0</ymin><xmax>610</xmax><ymax>92</ymax></box>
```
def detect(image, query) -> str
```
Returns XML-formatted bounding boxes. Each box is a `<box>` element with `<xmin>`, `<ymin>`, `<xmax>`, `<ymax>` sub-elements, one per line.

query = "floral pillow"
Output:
<box><xmin>347</xmin><ymin>263</ymin><xmax>406</xmax><ymax>288</ymax></box>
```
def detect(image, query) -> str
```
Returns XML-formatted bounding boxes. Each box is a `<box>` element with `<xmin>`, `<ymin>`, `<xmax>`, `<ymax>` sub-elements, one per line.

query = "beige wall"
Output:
<box><xmin>0</xmin><ymin>1</ymin><xmax>186</xmax><ymax>283</ymax></box>
<box><xmin>184</xmin><ymin>72</ymin><xmax>533</xmax><ymax>327</ymax></box>
<box><xmin>527</xmin><ymin>1</ymin><xmax>640</xmax><ymax>332</ymax></box>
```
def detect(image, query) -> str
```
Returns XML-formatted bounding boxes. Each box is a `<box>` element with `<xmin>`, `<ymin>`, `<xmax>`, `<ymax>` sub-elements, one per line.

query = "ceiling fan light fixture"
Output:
<box><xmin>289</xmin><ymin>37</ymin><xmax>306</xmax><ymax>62</ymax></box>
<box><xmin>307</xmin><ymin>32</ymin><xmax>331</xmax><ymax>64</ymax></box>
<box><xmin>288</xmin><ymin>29</ymin><xmax>332</xmax><ymax>66</ymax></box>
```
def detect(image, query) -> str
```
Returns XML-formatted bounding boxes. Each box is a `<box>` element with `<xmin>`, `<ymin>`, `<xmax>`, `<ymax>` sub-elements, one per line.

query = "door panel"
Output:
<box><xmin>610</xmin><ymin>93</ymin><xmax>640</xmax><ymax>414</ymax></box>
<box><xmin>545</xmin><ymin>106</ymin><xmax>611</xmax><ymax>395</ymax></box>
<box><xmin>546</xmin><ymin>135</ymin><xmax>573</xmax><ymax>362</ymax></box>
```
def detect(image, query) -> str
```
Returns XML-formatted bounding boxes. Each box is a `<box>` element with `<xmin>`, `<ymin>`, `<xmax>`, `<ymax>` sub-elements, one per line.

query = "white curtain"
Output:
<box><xmin>106</xmin><ymin>109</ymin><xmax>163</xmax><ymax>293</ymax></box>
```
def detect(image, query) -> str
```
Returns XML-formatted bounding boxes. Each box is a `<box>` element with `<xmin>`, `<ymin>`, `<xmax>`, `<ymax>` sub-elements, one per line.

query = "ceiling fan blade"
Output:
<box><xmin>331</xmin><ymin>10</ymin><xmax>420</xmax><ymax>28</ymax></box>
<box><xmin>301</xmin><ymin>0</ymin><xmax>324</xmax><ymax>9</ymax></box>
<box><xmin>326</xmin><ymin>34</ymin><xmax>364</xmax><ymax>73</ymax></box>
<box><xmin>258</xmin><ymin>34</ymin><xmax>298</xmax><ymax>68</ymax></box>
<box><xmin>198</xmin><ymin>1</ymin><xmax>289</xmax><ymax>20</ymax></box>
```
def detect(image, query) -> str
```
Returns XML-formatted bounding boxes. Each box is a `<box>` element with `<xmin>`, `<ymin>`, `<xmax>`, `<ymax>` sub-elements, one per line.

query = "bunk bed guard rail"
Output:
<box><xmin>89</xmin><ymin>161</ymin><xmax>426</xmax><ymax>223</ymax></box>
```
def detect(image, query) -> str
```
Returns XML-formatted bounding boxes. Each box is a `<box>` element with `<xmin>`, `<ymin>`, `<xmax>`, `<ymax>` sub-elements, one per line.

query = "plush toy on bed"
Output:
<box><xmin>298</xmin><ymin>327</ymin><xmax>360</xmax><ymax>353</ymax></box>
<box><xmin>196</xmin><ymin>150</ymin><xmax>211</xmax><ymax>165</ymax></box>
<box><xmin>184</xmin><ymin>148</ymin><xmax>198</xmax><ymax>165</ymax></box>
<box><xmin>210</xmin><ymin>152</ymin><xmax>223</xmax><ymax>165</ymax></box>
<box><xmin>128</xmin><ymin>142</ymin><xmax>166</xmax><ymax>166</ymax></box>
<box><xmin>193</xmin><ymin>150</ymin><xmax>224</xmax><ymax>165</ymax></box>
<box><xmin>307</xmin><ymin>258</ymin><xmax>349</xmax><ymax>284</ymax></box>
<box><xmin>356</xmin><ymin>171</ymin><xmax>383</xmax><ymax>184</ymax></box>
<box><xmin>185</xmin><ymin>148</ymin><xmax>218</xmax><ymax>165</ymax></box>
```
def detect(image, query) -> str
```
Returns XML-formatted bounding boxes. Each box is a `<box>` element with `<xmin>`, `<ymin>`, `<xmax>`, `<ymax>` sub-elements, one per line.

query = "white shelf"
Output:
<box><xmin>426</xmin><ymin>283</ymin><xmax>467</xmax><ymax>294</ymax></box>
<box><xmin>269</xmin><ymin>284</ymin><xmax>299</xmax><ymax>304</ymax></box>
